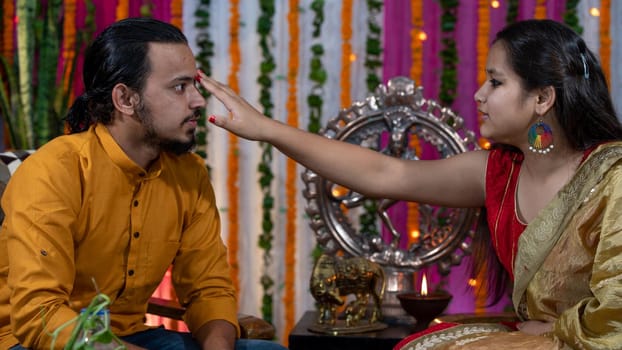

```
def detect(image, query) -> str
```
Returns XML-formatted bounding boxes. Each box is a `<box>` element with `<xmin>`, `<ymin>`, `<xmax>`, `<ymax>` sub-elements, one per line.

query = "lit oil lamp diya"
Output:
<box><xmin>396</xmin><ymin>274</ymin><xmax>452</xmax><ymax>328</ymax></box>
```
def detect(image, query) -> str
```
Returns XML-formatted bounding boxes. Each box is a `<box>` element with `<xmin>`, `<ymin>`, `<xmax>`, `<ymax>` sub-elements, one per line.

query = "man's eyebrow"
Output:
<box><xmin>171</xmin><ymin>75</ymin><xmax>194</xmax><ymax>83</ymax></box>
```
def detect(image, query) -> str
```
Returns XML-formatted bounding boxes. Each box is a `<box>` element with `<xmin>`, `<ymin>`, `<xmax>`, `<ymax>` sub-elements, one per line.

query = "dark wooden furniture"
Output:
<box><xmin>288</xmin><ymin>311</ymin><xmax>420</xmax><ymax>350</ymax></box>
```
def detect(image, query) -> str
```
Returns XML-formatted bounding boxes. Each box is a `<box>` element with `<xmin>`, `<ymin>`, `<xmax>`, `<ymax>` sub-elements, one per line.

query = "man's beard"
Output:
<box><xmin>136</xmin><ymin>102</ymin><xmax>197</xmax><ymax>155</ymax></box>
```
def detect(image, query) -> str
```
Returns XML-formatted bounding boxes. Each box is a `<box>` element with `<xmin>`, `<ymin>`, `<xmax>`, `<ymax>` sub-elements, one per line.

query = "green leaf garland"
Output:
<box><xmin>563</xmin><ymin>0</ymin><xmax>583</xmax><ymax>34</ymax></box>
<box><xmin>438</xmin><ymin>0</ymin><xmax>458</xmax><ymax>107</ymax></box>
<box><xmin>257</xmin><ymin>0</ymin><xmax>276</xmax><ymax>324</ymax></box>
<box><xmin>359</xmin><ymin>0</ymin><xmax>383</xmax><ymax>238</ymax></box>
<box><xmin>194</xmin><ymin>0</ymin><xmax>213</xmax><ymax>162</ymax></box>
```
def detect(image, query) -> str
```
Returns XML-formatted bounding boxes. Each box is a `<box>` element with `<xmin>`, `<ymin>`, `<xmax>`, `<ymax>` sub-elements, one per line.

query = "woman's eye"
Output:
<box><xmin>489</xmin><ymin>79</ymin><xmax>501</xmax><ymax>87</ymax></box>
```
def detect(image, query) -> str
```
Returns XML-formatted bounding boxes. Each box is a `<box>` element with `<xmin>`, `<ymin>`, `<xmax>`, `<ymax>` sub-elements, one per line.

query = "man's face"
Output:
<box><xmin>136</xmin><ymin>42</ymin><xmax>205</xmax><ymax>154</ymax></box>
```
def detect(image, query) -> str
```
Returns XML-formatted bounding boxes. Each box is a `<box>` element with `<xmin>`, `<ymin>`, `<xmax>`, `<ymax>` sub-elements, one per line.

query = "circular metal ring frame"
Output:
<box><xmin>302</xmin><ymin>77</ymin><xmax>481</xmax><ymax>274</ymax></box>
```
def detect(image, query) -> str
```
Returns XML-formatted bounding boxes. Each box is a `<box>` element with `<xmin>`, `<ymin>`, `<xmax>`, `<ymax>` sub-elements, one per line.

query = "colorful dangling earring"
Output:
<box><xmin>527</xmin><ymin>119</ymin><xmax>554</xmax><ymax>154</ymax></box>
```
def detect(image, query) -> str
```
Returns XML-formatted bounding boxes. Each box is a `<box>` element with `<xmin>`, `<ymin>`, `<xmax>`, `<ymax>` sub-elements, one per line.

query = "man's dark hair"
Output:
<box><xmin>66</xmin><ymin>17</ymin><xmax>188</xmax><ymax>133</ymax></box>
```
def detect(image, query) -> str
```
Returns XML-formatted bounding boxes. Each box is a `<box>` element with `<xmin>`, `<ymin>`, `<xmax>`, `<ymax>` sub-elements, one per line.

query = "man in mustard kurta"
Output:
<box><xmin>0</xmin><ymin>18</ymin><xmax>283</xmax><ymax>350</ymax></box>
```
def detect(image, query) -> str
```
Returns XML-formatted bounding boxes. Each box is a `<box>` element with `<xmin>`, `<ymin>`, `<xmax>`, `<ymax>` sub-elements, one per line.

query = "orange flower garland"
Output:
<box><xmin>477</xmin><ymin>0</ymin><xmax>490</xmax><ymax>150</ymax></box>
<box><xmin>408</xmin><ymin>0</ymin><xmax>423</xmax><ymax>248</ymax></box>
<box><xmin>62</xmin><ymin>0</ymin><xmax>76</xmax><ymax>95</ymax></box>
<box><xmin>409</xmin><ymin>0</ymin><xmax>423</xmax><ymax>83</ymax></box>
<box><xmin>534</xmin><ymin>0</ymin><xmax>547</xmax><ymax>19</ymax></box>
<box><xmin>599</xmin><ymin>0</ymin><xmax>611</xmax><ymax>85</ymax></box>
<box><xmin>227</xmin><ymin>0</ymin><xmax>241</xmax><ymax>297</ymax></box>
<box><xmin>283</xmin><ymin>0</ymin><xmax>300</xmax><ymax>343</ymax></box>
<box><xmin>2</xmin><ymin>0</ymin><xmax>14</xmax><ymax>65</ymax></box>
<box><xmin>340</xmin><ymin>0</ymin><xmax>353</xmax><ymax>108</ymax></box>
<box><xmin>474</xmin><ymin>0</ymin><xmax>490</xmax><ymax>314</ymax></box>
<box><xmin>116</xmin><ymin>0</ymin><xmax>129</xmax><ymax>20</ymax></box>
<box><xmin>170</xmin><ymin>0</ymin><xmax>183</xmax><ymax>30</ymax></box>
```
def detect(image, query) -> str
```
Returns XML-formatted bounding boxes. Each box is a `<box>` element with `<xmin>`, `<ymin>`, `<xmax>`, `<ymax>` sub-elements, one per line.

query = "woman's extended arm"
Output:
<box><xmin>199</xmin><ymin>73</ymin><xmax>489</xmax><ymax>208</ymax></box>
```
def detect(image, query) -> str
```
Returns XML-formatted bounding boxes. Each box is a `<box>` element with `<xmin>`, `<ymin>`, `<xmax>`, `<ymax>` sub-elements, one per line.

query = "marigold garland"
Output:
<box><xmin>283</xmin><ymin>0</ymin><xmax>300</xmax><ymax>343</ymax></box>
<box><xmin>599</xmin><ymin>0</ymin><xmax>611</xmax><ymax>85</ymax></box>
<box><xmin>170</xmin><ymin>0</ymin><xmax>183</xmax><ymax>29</ymax></box>
<box><xmin>227</xmin><ymin>0</ymin><xmax>241</xmax><ymax>297</ymax></box>
<box><xmin>406</xmin><ymin>0</ymin><xmax>423</xmax><ymax>249</ymax></box>
<box><xmin>62</xmin><ymin>0</ymin><xmax>76</xmax><ymax>94</ymax></box>
<box><xmin>534</xmin><ymin>0</ymin><xmax>547</xmax><ymax>19</ymax></box>
<box><xmin>410</xmin><ymin>0</ymin><xmax>423</xmax><ymax>84</ymax></box>
<box><xmin>116</xmin><ymin>0</ymin><xmax>129</xmax><ymax>20</ymax></box>
<box><xmin>2</xmin><ymin>0</ymin><xmax>15</xmax><ymax>65</ymax></box>
<box><xmin>257</xmin><ymin>0</ymin><xmax>276</xmax><ymax>324</ymax></box>
<box><xmin>340</xmin><ymin>0</ymin><xmax>353</xmax><ymax>108</ymax></box>
<box><xmin>475</xmin><ymin>0</ymin><xmax>490</xmax><ymax>314</ymax></box>
<box><xmin>406</xmin><ymin>136</ymin><xmax>421</xmax><ymax>247</ymax></box>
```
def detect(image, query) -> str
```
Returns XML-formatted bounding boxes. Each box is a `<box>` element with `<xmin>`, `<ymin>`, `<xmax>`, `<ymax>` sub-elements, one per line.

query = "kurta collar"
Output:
<box><xmin>94</xmin><ymin>123</ymin><xmax>163</xmax><ymax>180</ymax></box>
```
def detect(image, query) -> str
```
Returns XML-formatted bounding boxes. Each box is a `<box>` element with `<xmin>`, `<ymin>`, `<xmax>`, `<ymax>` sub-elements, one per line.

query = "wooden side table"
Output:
<box><xmin>288</xmin><ymin>311</ymin><xmax>418</xmax><ymax>350</ymax></box>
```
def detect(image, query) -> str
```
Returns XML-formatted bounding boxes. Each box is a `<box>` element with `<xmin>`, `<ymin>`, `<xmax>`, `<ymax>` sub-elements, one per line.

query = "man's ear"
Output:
<box><xmin>111</xmin><ymin>83</ymin><xmax>140</xmax><ymax>115</ymax></box>
<box><xmin>535</xmin><ymin>85</ymin><xmax>556</xmax><ymax>116</ymax></box>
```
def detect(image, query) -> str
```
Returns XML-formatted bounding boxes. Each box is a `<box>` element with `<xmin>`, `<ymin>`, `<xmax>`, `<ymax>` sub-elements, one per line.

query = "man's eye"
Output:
<box><xmin>174</xmin><ymin>84</ymin><xmax>186</xmax><ymax>92</ymax></box>
<box><xmin>489</xmin><ymin>79</ymin><xmax>501</xmax><ymax>87</ymax></box>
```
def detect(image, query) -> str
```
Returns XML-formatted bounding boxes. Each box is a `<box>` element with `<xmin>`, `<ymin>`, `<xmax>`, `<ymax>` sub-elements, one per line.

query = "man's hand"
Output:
<box><xmin>194</xmin><ymin>319</ymin><xmax>237</xmax><ymax>350</ymax></box>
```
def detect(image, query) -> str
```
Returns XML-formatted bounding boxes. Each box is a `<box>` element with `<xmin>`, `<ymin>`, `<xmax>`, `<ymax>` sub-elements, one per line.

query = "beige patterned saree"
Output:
<box><xmin>397</xmin><ymin>143</ymin><xmax>622</xmax><ymax>350</ymax></box>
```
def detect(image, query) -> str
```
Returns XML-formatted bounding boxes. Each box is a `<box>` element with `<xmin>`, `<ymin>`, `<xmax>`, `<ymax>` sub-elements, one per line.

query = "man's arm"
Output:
<box><xmin>4</xmin><ymin>153</ymin><xmax>81</xmax><ymax>348</ymax></box>
<box><xmin>194</xmin><ymin>319</ymin><xmax>237</xmax><ymax>350</ymax></box>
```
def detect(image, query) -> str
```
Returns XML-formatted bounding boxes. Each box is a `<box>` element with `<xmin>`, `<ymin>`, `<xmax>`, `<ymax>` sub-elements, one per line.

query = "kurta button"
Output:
<box><xmin>128</xmin><ymin>269</ymin><xmax>135</xmax><ymax>276</ymax></box>
<box><xmin>133</xmin><ymin>200</ymin><xmax>139</xmax><ymax>207</ymax></box>
<box><xmin>133</xmin><ymin>232</ymin><xmax>140</xmax><ymax>238</ymax></box>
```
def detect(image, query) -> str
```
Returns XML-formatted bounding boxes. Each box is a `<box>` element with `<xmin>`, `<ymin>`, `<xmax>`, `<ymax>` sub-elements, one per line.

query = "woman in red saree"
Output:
<box><xmin>202</xmin><ymin>19</ymin><xmax>622</xmax><ymax>349</ymax></box>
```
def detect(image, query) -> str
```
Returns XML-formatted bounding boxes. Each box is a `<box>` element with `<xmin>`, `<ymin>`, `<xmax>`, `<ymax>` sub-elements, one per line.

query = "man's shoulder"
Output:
<box><xmin>16</xmin><ymin>133</ymin><xmax>95</xmax><ymax>172</ymax></box>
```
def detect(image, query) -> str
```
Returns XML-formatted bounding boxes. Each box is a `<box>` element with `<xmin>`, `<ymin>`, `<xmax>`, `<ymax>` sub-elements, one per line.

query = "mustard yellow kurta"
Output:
<box><xmin>0</xmin><ymin>124</ymin><xmax>238</xmax><ymax>349</ymax></box>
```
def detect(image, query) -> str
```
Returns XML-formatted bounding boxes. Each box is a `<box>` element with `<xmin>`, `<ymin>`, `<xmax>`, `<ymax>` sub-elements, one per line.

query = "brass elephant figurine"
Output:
<box><xmin>310</xmin><ymin>254</ymin><xmax>385</xmax><ymax>328</ymax></box>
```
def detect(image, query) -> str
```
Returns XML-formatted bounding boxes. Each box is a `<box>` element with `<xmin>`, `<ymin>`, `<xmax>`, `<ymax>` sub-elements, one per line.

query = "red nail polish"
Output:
<box><xmin>208</xmin><ymin>115</ymin><xmax>216</xmax><ymax>123</ymax></box>
<box><xmin>194</xmin><ymin>74</ymin><xmax>201</xmax><ymax>82</ymax></box>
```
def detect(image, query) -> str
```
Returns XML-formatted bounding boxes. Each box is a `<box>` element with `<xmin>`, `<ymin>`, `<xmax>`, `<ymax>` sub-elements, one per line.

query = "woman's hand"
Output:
<box><xmin>517</xmin><ymin>320</ymin><xmax>554</xmax><ymax>335</ymax></box>
<box><xmin>196</xmin><ymin>70</ymin><xmax>273</xmax><ymax>142</ymax></box>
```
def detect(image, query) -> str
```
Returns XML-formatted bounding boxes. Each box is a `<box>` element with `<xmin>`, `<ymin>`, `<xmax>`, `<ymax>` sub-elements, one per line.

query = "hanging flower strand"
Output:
<box><xmin>364</xmin><ymin>0</ymin><xmax>383</xmax><ymax>91</ymax></box>
<box><xmin>283</xmin><ymin>0</ymin><xmax>300</xmax><ymax>343</ymax></box>
<box><xmin>227</xmin><ymin>0</ymin><xmax>241</xmax><ymax>296</ymax></box>
<box><xmin>256</xmin><ymin>0</ymin><xmax>276</xmax><ymax>324</ymax></box>
<box><xmin>534</xmin><ymin>0</ymin><xmax>547</xmax><ymax>19</ymax></box>
<box><xmin>438</xmin><ymin>0</ymin><xmax>458</xmax><ymax>107</ymax></box>
<box><xmin>359</xmin><ymin>0</ymin><xmax>383</xmax><ymax>239</ymax></box>
<box><xmin>340</xmin><ymin>0</ymin><xmax>353</xmax><ymax>108</ymax></box>
<box><xmin>170</xmin><ymin>0</ymin><xmax>183</xmax><ymax>29</ymax></box>
<box><xmin>562</xmin><ymin>0</ymin><xmax>583</xmax><ymax>35</ymax></box>
<box><xmin>193</xmin><ymin>0</ymin><xmax>213</xmax><ymax>163</ymax></box>
<box><xmin>307</xmin><ymin>0</ymin><xmax>326</xmax><ymax>135</ymax></box>
<box><xmin>2</xmin><ymin>0</ymin><xmax>15</xmax><ymax>64</ymax></box>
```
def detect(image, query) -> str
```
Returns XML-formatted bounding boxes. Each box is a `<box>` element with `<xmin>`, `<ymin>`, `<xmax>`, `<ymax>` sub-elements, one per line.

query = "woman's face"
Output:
<box><xmin>474</xmin><ymin>41</ymin><xmax>539</xmax><ymax>148</ymax></box>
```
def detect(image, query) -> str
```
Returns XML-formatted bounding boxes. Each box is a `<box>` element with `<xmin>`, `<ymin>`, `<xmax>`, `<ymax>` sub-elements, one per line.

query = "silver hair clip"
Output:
<box><xmin>580</xmin><ymin>53</ymin><xmax>589</xmax><ymax>80</ymax></box>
